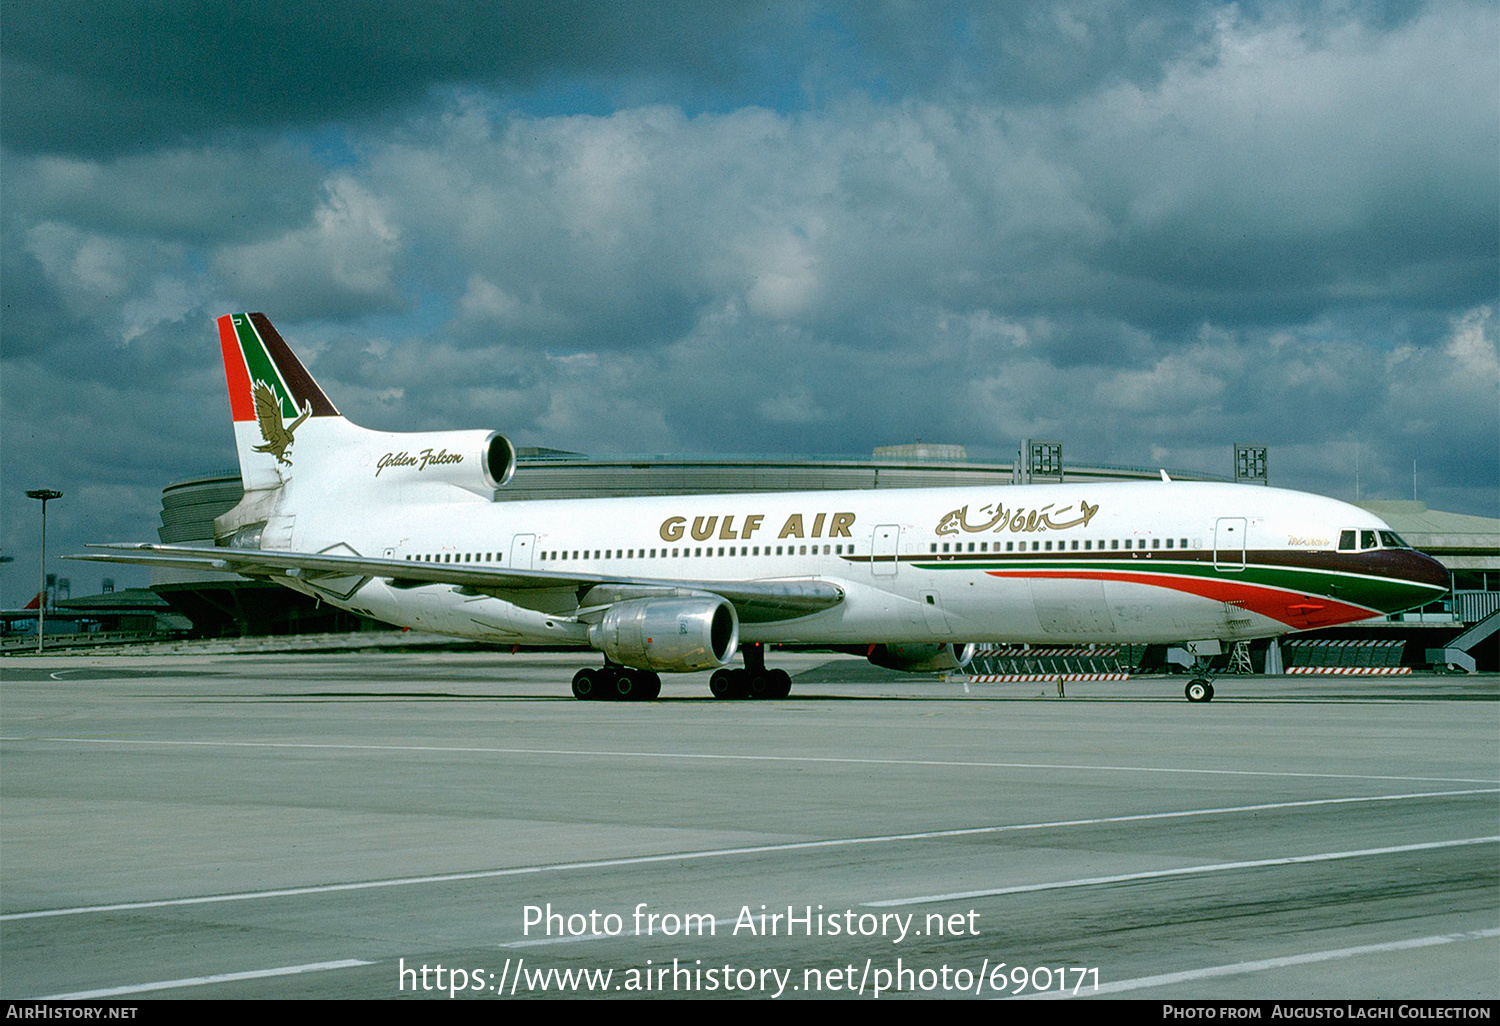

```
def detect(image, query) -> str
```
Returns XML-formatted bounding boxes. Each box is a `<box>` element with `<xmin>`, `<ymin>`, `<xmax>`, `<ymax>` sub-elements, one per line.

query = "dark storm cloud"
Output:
<box><xmin>0</xmin><ymin>0</ymin><xmax>779</xmax><ymax>156</ymax></box>
<box><xmin>5</xmin><ymin>0</ymin><xmax>1429</xmax><ymax>158</ymax></box>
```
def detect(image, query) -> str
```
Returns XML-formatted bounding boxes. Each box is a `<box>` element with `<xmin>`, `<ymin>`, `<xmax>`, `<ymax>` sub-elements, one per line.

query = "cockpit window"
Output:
<box><xmin>1339</xmin><ymin>528</ymin><xmax>1409</xmax><ymax>552</ymax></box>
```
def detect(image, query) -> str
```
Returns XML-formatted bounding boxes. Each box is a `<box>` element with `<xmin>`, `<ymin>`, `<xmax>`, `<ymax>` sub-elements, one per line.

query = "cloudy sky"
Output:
<box><xmin>2</xmin><ymin>0</ymin><xmax>1496</xmax><ymax>604</ymax></box>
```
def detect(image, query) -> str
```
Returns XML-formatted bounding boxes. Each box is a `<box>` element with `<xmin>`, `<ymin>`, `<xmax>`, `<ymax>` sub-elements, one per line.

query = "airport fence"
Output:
<box><xmin>963</xmin><ymin>645</ymin><xmax>1133</xmax><ymax>683</ymax></box>
<box><xmin>1280</xmin><ymin>638</ymin><xmax>1411</xmax><ymax>675</ymax></box>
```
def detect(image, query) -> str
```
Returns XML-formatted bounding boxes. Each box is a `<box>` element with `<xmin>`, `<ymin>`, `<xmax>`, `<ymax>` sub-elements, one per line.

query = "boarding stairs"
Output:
<box><xmin>1424</xmin><ymin>607</ymin><xmax>1500</xmax><ymax>674</ymax></box>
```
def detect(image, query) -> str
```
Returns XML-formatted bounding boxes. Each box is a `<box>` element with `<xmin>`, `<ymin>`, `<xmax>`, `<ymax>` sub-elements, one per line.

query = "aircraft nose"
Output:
<box><xmin>1396</xmin><ymin>548</ymin><xmax>1450</xmax><ymax>591</ymax></box>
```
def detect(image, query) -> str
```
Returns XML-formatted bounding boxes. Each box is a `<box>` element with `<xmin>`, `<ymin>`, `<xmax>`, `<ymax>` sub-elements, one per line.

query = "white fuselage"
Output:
<box><xmin>266</xmin><ymin>465</ymin><xmax>1414</xmax><ymax>648</ymax></box>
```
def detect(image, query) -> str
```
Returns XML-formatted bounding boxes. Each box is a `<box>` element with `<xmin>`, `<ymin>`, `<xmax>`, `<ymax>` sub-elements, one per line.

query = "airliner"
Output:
<box><xmin>73</xmin><ymin>314</ymin><xmax>1450</xmax><ymax>702</ymax></box>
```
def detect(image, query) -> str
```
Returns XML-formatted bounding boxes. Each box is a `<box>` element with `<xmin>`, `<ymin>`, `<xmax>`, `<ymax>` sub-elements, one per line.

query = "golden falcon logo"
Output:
<box><xmin>252</xmin><ymin>380</ymin><xmax>311</xmax><ymax>465</ymax></box>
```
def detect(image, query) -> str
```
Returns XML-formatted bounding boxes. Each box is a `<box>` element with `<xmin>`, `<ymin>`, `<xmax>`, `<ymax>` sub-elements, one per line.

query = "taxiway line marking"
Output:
<box><xmin>2</xmin><ymin>735</ymin><xmax>1496</xmax><ymax>785</ymax></box>
<box><xmin>1023</xmin><ymin>927</ymin><xmax>1500</xmax><ymax>998</ymax></box>
<box><xmin>864</xmin><ymin>836</ymin><xmax>1500</xmax><ymax>906</ymax></box>
<box><xmin>4</xmin><ymin>790</ymin><xmax>1494</xmax><ymax>922</ymax></box>
<box><xmin>36</xmin><ymin>958</ymin><xmax>375</xmax><ymax>1000</ymax></box>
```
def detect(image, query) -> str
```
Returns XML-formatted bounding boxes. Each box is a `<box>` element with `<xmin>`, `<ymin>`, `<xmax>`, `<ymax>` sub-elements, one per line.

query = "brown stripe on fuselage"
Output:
<box><xmin>848</xmin><ymin>547</ymin><xmax>1448</xmax><ymax>590</ymax></box>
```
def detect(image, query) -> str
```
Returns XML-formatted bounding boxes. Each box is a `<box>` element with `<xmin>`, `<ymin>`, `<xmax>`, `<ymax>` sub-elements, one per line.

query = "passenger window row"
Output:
<box><xmin>931</xmin><ymin>538</ymin><xmax>1194</xmax><ymax>553</ymax></box>
<box><xmin>404</xmin><ymin>552</ymin><xmax>502</xmax><ymax>563</ymax></box>
<box><xmin>405</xmin><ymin>545</ymin><xmax>858</xmax><ymax>563</ymax></box>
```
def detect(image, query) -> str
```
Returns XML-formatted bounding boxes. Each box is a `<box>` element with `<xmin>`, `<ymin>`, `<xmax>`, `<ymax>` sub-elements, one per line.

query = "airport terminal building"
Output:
<box><xmin>135</xmin><ymin>443</ymin><xmax>1499</xmax><ymax>669</ymax></box>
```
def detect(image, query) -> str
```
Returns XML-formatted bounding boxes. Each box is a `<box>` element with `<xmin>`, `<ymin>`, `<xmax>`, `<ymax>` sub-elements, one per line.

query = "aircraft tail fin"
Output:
<box><xmin>215</xmin><ymin>312</ymin><xmax>514</xmax><ymax>523</ymax></box>
<box><xmin>217</xmin><ymin>313</ymin><xmax>343</xmax><ymax>490</ymax></box>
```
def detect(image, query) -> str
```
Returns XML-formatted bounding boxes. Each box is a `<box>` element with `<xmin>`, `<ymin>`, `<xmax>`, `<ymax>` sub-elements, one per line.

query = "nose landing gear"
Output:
<box><xmin>1184</xmin><ymin>678</ymin><xmax>1216</xmax><ymax>702</ymax></box>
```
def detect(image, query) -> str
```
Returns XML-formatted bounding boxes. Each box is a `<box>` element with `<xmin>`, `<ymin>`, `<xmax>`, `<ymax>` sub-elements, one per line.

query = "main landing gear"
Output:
<box><xmin>568</xmin><ymin>644</ymin><xmax>793</xmax><ymax>702</ymax></box>
<box><xmin>572</xmin><ymin>665</ymin><xmax>661</xmax><ymax>701</ymax></box>
<box><xmin>709</xmin><ymin>642</ymin><xmax>792</xmax><ymax>700</ymax></box>
<box><xmin>1184</xmin><ymin>678</ymin><xmax>1216</xmax><ymax>703</ymax></box>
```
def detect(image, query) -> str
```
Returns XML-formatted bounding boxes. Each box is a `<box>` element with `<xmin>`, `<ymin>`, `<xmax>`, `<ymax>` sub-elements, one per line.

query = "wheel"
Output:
<box><xmin>766</xmin><ymin>668</ymin><xmax>792</xmax><ymax>699</ymax></box>
<box><xmin>711</xmin><ymin>669</ymin><xmax>751</xmax><ymax>699</ymax></box>
<box><xmin>1185</xmin><ymin>679</ymin><xmax>1211</xmax><ymax>703</ymax></box>
<box><xmin>637</xmin><ymin>672</ymin><xmax>662</xmax><ymax>700</ymax></box>
<box><xmin>611</xmin><ymin>669</ymin><xmax>637</xmax><ymax>701</ymax></box>
<box><xmin>571</xmin><ymin>668</ymin><xmax>598</xmax><ymax>701</ymax></box>
<box><xmin>1204</xmin><ymin>683</ymin><xmax>1215</xmax><ymax>701</ymax></box>
<box><xmin>747</xmin><ymin>673</ymin><xmax>773</xmax><ymax>699</ymax></box>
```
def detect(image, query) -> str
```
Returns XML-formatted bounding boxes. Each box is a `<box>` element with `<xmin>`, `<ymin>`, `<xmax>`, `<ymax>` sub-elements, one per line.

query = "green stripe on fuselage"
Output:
<box><xmin>911</xmin><ymin>557</ymin><xmax>1443</xmax><ymax>615</ymax></box>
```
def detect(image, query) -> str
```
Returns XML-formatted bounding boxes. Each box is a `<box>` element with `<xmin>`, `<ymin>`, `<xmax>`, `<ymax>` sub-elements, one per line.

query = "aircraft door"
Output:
<box><xmin>510</xmin><ymin>534</ymin><xmax>536</xmax><ymax>569</ymax></box>
<box><xmin>1214</xmin><ymin>518</ymin><xmax>1246</xmax><ymax>571</ymax></box>
<box><xmin>871</xmin><ymin>525</ymin><xmax>900</xmax><ymax>577</ymax></box>
<box><xmin>919</xmin><ymin>591</ymin><xmax>951</xmax><ymax>635</ymax></box>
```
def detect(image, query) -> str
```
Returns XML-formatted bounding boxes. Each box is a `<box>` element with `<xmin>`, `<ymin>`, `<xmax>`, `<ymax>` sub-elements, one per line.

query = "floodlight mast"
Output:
<box><xmin>25</xmin><ymin>489</ymin><xmax>62</xmax><ymax>654</ymax></box>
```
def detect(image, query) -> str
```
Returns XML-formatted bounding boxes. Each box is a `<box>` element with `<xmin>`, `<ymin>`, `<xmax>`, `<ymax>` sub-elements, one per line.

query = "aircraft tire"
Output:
<box><xmin>611</xmin><ymin>669</ymin><xmax>638</xmax><ymax>701</ymax></box>
<box><xmin>768</xmin><ymin>668</ymin><xmax>792</xmax><ymax>699</ymax></box>
<box><xmin>1185</xmin><ymin>679</ymin><xmax>1212</xmax><ymax>703</ymax></box>
<box><xmin>637</xmin><ymin>672</ymin><xmax>662</xmax><ymax>700</ymax></box>
<box><xmin>711</xmin><ymin>669</ymin><xmax>752</xmax><ymax>699</ymax></box>
<box><xmin>572</xmin><ymin>668</ymin><xmax>599</xmax><ymax>701</ymax></box>
<box><xmin>750</xmin><ymin>669</ymin><xmax>791</xmax><ymax>699</ymax></box>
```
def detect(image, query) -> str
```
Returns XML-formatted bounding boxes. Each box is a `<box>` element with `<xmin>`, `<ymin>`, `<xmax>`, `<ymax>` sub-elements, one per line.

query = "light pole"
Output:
<box><xmin>25</xmin><ymin>489</ymin><xmax>62</xmax><ymax>654</ymax></box>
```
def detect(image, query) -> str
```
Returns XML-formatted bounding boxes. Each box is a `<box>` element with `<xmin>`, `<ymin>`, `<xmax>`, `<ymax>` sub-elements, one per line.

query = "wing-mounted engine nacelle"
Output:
<box><xmin>866</xmin><ymin>642</ymin><xmax>976</xmax><ymax>673</ymax></box>
<box><xmin>369</xmin><ymin>429</ymin><xmax>516</xmax><ymax>496</ymax></box>
<box><xmin>588</xmin><ymin>598</ymin><xmax>739</xmax><ymax>672</ymax></box>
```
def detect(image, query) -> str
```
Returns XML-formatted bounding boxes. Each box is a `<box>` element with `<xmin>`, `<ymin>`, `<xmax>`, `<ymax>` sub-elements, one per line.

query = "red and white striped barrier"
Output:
<box><xmin>972</xmin><ymin>646</ymin><xmax>1123</xmax><ymax>657</ymax></box>
<box><xmin>1285</xmin><ymin>666</ymin><xmax>1412</xmax><ymax>675</ymax></box>
<box><xmin>964</xmin><ymin>673</ymin><xmax>1132</xmax><ymax>683</ymax></box>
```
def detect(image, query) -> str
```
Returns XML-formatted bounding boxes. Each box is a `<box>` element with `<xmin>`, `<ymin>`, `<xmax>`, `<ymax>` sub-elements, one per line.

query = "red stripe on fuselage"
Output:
<box><xmin>218</xmin><ymin>315</ymin><xmax>255</xmax><ymax>422</ymax></box>
<box><xmin>984</xmin><ymin>568</ymin><xmax>1377</xmax><ymax>629</ymax></box>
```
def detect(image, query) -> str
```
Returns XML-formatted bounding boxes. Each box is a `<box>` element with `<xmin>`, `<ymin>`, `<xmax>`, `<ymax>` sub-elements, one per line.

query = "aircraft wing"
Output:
<box><xmin>71</xmin><ymin>543</ymin><xmax>844</xmax><ymax>624</ymax></box>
